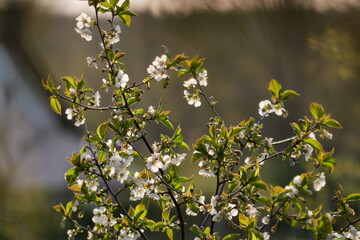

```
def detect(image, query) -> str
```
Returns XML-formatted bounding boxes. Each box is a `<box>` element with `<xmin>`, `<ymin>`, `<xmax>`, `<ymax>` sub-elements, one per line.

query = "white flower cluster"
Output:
<box><xmin>77</xmin><ymin>178</ymin><xmax>99</xmax><ymax>192</ymax></box>
<box><xmin>75</xmin><ymin>12</ymin><xmax>93</xmax><ymax>41</ymax></box>
<box><xmin>146</xmin><ymin>153</ymin><xmax>186</xmax><ymax>173</ymax></box>
<box><xmin>94</xmin><ymin>91</ymin><xmax>101</xmax><ymax>107</ymax></box>
<box><xmin>183</xmin><ymin>70</ymin><xmax>208</xmax><ymax>107</ymax></box>
<box><xmin>327</xmin><ymin>225</ymin><xmax>360</xmax><ymax>240</ymax></box>
<box><xmin>107</xmin><ymin>25</ymin><xmax>121</xmax><ymax>45</ymax></box>
<box><xmin>130</xmin><ymin>172</ymin><xmax>159</xmax><ymax>201</ymax></box>
<box><xmin>86</xmin><ymin>57</ymin><xmax>98</xmax><ymax>69</ymax></box>
<box><xmin>313</xmin><ymin>172</ymin><xmax>326</xmax><ymax>191</ymax></box>
<box><xmin>65</xmin><ymin>108</ymin><xmax>86</xmax><ymax>127</ymax></box>
<box><xmin>115</xmin><ymin>70</ymin><xmax>129</xmax><ymax>89</ymax></box>
<box><xmin>92</xmin><ymin>206</ymin><xmax>116</xmax><ymax>227</ymax></box>
<box><xmin>108</xmin><ymin>153</ymin><xmax>133</xmax><ymax>183</ymax></box>
<box><xmin>147</xmin><ymin>55</ymin><xmax>169</xmax><ymax>82</ymax></box>
<box><xmin>258</xmin><ymin>99</ymin><xmax>286</xmax><ymax>117</ymax></box>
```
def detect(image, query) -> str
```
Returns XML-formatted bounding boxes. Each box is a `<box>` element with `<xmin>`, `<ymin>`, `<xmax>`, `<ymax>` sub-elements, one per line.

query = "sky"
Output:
<box><xmin>2</xmin><ymin>0</ymin><xmax>360</xmax><ymax>16</ymax></box>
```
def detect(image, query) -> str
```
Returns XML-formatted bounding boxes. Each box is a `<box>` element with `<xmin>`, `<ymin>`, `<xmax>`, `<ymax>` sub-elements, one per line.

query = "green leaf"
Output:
<box><xmin>160</xmin><ymin>118</ymin><xmax>174</xmax><ymax>129</ymax></box>
<box><xmin>310</xmin><ymin>102</ymin><xmax>325</xmax><ymax>120</ymax></box>
<box><xmin>98</xmin><ymin>150</ymin><xmax>106</xmax><ymax>163</ymax></box>
<box><xmin>268</xmin><ymin>79</ymin><xmax>282</xmax><ymax>98</ymax></box>
<box><xmin>61</xmin><ymin>76</ymin><xmax>76</xmax><ymax>89</ymax></box>
<box><xmin>121</xmin><ymin>0</ymin><xmax>130</xmax><ymax>9</ymax></box>
<box><xmin>97</xmin><ymin>122</ymin><xmax>108</xmax><ymax>139</ymax></box>
<box><xmin>323</xmin><ymin>119</ymin><xmax>342</xmax><ymax>128</ymax></box>
<box><xmin>280</xmin><ymin>90</ymin><xmax>300</xmax><ymax>100</ymax></box>
<box><xmin>162</xmin><ymin>206</ymin><xmax>171</xmax><ymax>221</ymax></box>
<box><xmin>346</xmin><ymin>193</ymin><xmax>360</xmax><ymax>202</ymax></box>
<box><xmin>223</xmin><ymin>233</ymin><xmax>240</xmax><ymax>240</ymax></box>
<box><xmin>120</xmin><ymin>14</ymin><xmax>132</xmax><ymax>27</ymax></box>
<box><xmin>49</xmin><ymin>96</ymin><xmax>62</xmax><ymax>115</ymax></box>
<box><xmin>53</xmin><ymin>203</ymin><xmax>65</xmax><ymax>215</ymax></box>
<box><xmin>305</xmin><ymin>139</ymin><xmax>323</xmax><ymax>151</ymax></box>
<box><xmin>65</xmin><ymin>201</ymin><xmax>73</xmax><ymax>215</ymax></box>
<box><xmin>65</xmin><ymin>167</ymin><xmax>79</xmax><ymax>185</ymax></box>
<box><xmin>190</xmin><ymin>225</ymin><xmax>201</xmax><ymax>237</ymax></box>
<box><xmin>290</xmin><ymin>122</ymin><xmax>301</xmax><ymax>136</ymax></box>
<box><xmin>257</xmin><ymin>196</ymin><xmax>271</xmax><ymax>206</ymax></box>
<box><xmin>150</xmin><ymin>222</ymin><xmax>164</xmax><ymax>231</ymax></box>
<box><xmin>250</xmin><ymin>180</ymin><xmax>268</xmax><ymax>190</ymax></box>
<box><xmin>166</xmin><ymin>229</ymin><xmax>173</xmax><ymax>240</ymax></box>
<box><xmin>318</xmin><ymin>215</ymin><xmax>333</xmax><ymax>234</ymax></box>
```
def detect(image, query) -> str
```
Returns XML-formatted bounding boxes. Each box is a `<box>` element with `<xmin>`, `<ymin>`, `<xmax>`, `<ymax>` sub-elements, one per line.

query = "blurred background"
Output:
<box><xmin>0</xmin><ymin>0</ymin><xmax>359</xmax><ymax>239</ymax></box>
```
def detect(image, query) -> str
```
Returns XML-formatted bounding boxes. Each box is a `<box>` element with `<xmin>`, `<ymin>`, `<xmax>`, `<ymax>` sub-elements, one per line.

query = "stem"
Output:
<box><xmin>339</xmin><ymin>217</ymin><xmax>360</xmax><ymax>233</ymax></box>
<box><xmin>159</xmin><ymin>170</ymin><xmax>185</xmax><ymax>240</ymax></box>
<box><xmin>272</xmin><ymin>136</ymin><xmax>296</xmax><ymax>145</ymax></box>
<box><xmin>194</xmin><ymin>74</ymin><xmax>220</xmax><ymax>118</ymax></box>
<box><xmin>57</xmin><ymin>93</ymin><xmax>120</xmax><ymax>111</ymax></box>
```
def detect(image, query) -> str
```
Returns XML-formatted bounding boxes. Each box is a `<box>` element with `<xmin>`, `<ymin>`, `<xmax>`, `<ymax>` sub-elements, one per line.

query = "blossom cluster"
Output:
<box><xmin>75</xmin><ymin>12</ymin><xmax>93</xmax><ymax>41</ymax></box>
<box><xmin>258</xmin><ymin>99</ymin><xmax>287</xmax><ymax>117</ymax></box>
<box><xmin>147</xmin><ymin>55</ymin><xmax>169</xmax><ymax>82</ymax></box>
<box><xmin>183</xmin><ymin>70</ymin><xmax>208</xmax><ymax>107</ymax></box>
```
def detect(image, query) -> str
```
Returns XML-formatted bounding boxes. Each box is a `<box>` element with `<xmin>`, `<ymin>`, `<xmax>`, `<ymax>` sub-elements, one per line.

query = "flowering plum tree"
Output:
<box><xmin>43</xmin><ymin>0</ymin><xmax>360</xmax><ymax>239</ymax></box>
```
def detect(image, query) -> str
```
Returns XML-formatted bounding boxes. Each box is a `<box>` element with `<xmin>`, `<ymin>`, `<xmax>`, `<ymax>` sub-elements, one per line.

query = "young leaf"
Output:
<box><xmin>223</xmin><ymin>233</ymin><xmax>240</xmax><ymax>240</ymax></box>
<box><xmin>280</xmin><ymin>90</ymin><xmax>300</xmax><ymax>100</ymax></box>
<box><xmin>166</xmin><ymin>229</ymin><xmax>173</xmax><ymax>240</ymax></box>
<box><xmin>50</xmin><ymin>96</ymin><xmax>62</xmax><ymax>115</ymax></box>
<box><xmin>97</xmin><ymin>122</ymin><xmax>108</xmax><ymax>139</ymax></box>
<box><xmin>268</xmin><ymin>79</ymin><xmax>282</xmax><ymax>98</ymax></box>
<box><xmin>346</xmin><ymin>193</ymin><xmax>360</xmax><ymax>202</ymax></box>
<box><xmin>323</xmin><ymin>119</ymin><xmax>342</xmax><ymax>128</ymax></box>
<box><xmin>310</xmin><ymin>103</ymin><xmax>325</xmax><ymax>120</ymax></box>
<box><xmin>305</xmin><ymin>139</ymin><xmax>323</xmax><ymax>151</ymax></box>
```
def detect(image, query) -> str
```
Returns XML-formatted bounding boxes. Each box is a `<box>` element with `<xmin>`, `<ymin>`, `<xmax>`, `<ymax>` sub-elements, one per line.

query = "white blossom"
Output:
<box><xmin>115</xmin><ymin>70</ymin><xmax>129</xmax><ymax>89</ymax></box>
<box><xmin>75</xmin><ymin>118</ymin><xmax>85</xmax><ymax>127</ymax></box>
<box><xmin>147</xmin><ymin>55</ymin><xmax>169</xmax><ymax>81</ymax></box>
<box><xmin>148</xmin><ymin>105</ymin><xmax>156</xmax><ymax>115</ymax></box>
<box><xmin>186</xmin><ymin>206</ymin><xmax>198</xmax><ymax>216</ymax></box>
<box><xmin>258</xmin><ymin>100</ymin><xmax>273</xmax><ymax>117</ymax></box>
<box><xmin>327</xmin><ymin>232</ymin><xmax>346</xmax><ymax>240</ymax></box>
<box><xmin>183</xmin><ymin>78</ymin><xmax>197</xmax><ymax>88</ymax></box>
<box><xmin>69</xmin><ymin>88</ymin><xmax>76</xmax><ymax>96</ymax></box>
<box><xmin>262</xmin><ymin>215</ymin><xmax>270</xmax><ymax>225</ymax></box>
<box><xmin>246</xmin><ymin>204</ymin><xmax>258</xmax><ymax>218</ymax></box>
<box><xmin>212</xmin><ymin>213</ymin><xmax>222</xmax><ymax>222</ymax></box>
<box><xmin>75</xmin><ymin>12</ymin><xmax>93</xmax><ymax>41</ymax></box>
<box><xmin>273</xmin><ymin>103</ymin><xmax>285</xmax><ymax>116</ymax></box>
<box><xmin>184</xmin><ymin>90</ymin><xmax>201</xmax><ymax>107</ymax></box>
<box><xmin>226</xmin><ymin>204</ymin><xmax>238</xmax><ymax>219</ymax></box>
<box><xmin>293</xmin><ymin>175</ymin><xmax>303</xmax><ymax>187</ymax></box>
<box><xmin>313</xmin><ymin>172</ymin><xmax>326</xmax><ymax>191</ymax></box>
<box><xmin>344</xmin><ymin>225</ymin><xmax>360</xmax><ymax>239</ymax></box>
<box><xmin>108</xmin><ymin>25</ymin><xmax>121</xmax><ymax>45</ymax></box>
<box><xmin>263</xmin><ymin>232</ymin><xmax>270</xmax><ymax>240</ymax></box>
<box><xmin>198</xmin><ymin>169</ymin><xmax>216</xmax><ymax>178</ymax></box>
<box><xmin>86</xmin><ymin>57</ymin><xmax>98</xmax><ymax>69</ymax></box>
<box><xmin>171</xmin><ymin>153</ymin><xmax>186</xmax><ymax>166</ymax></box>
<box><xmin>285</xmin><ymin>185</ymin><xmax>298</xmax><ymax>199</ymax></box>
<box><xmin>324</xmin><ymin>130</ymin><xmax>333</xmax><ymax>140</ymax></box>
<box><xmin>146</xmin><ymin>153</ymin><xmax>163</xmax><ymax>173</ymax></box>
<box><xmin>94</xmin><ymin>91</ymin><xmax>101</xmax><ymax>107</ymax></box>
<box><xmin>198</xmin><ymin>70</ymin><xmax>208</xmax><ymax>86</ymax></box>
<box><xmin>76</xmin><ymin>12</ymin><xmax>91</xmax><ymax>29</ymax></box>
<box><xmin>309</xmin><ymin>132</ymin><xmax>316</xmax><ymax>140</ymax></box>
<box><xmin>304</xmin><ymin>144</ymin><xmax>313</xmax><ymax>161</ymax></box>
<box><xmin>65</xmin><ymin>108</ymin><xmax>73</xmax><ymax>120</ymax></box>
